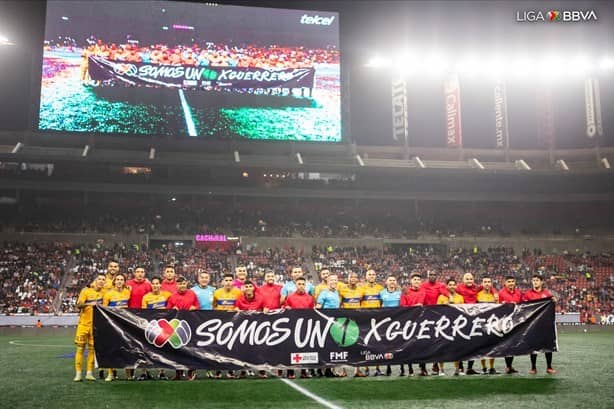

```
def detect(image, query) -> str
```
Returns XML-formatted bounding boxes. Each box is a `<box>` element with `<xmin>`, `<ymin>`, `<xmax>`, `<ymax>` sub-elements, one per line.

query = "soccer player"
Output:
<box><xmin>73</xmin><ymin>273</ymin><xmax>105</xmax><ymax>382</ymax></box>
<box><xmin>236</xmin><ymin>281</ymin><xmax>266</xmax><ymax>312</ymax></box>
<box><xmin>127</xmin><ymin>267</ymin><xmax>152</xmax><ymax>309</ymax></box>
<box><xmin>359</xmin><ymin>269</ymin><xmax>383</xmax><ymax>376</ymax></box>
<box><xmin>436</xmin><ymin>278</ymin><xmax>464</xmax><ymax>376</ymax></box>
<box><xmin>94</xmin><ymin>260</ymin><xmax>120</xmax><ymax>379</ymax></box>
<box><xmin>191</xmin><ymin>270</ymin><xmax>215</xmax><ymax>311</ymax></box>
<box><xmin>316</xmin><ymin>274</ymin><xmax>343</xmax><ymax>377</ymax></box>
<box><xmin>523</xmin><ymin>274</ymin><xmax>556</xmax><ymax>375</ymax></box>
<box><xmin>167</xmin><ymin>276</ymin><xmax>199</xmax><ymax>380</ymax></box>
<box><xmin>420</xmin><ymin>269</ymin><xmax>449</xmax><ymax>375</ymax></box>
<box><xmin>400</xmin><ymin>273</ymin><xmax>427</xmax><ymax>376</ymax></box>
<box><xmin>455</xmin><ymin>272</ymin><xmax>482</xmax><ymax>375</ymax></box>
<box><xmin>339</xmin><ymin>271</ymin><xmax>365</xmax><ymax>377</ymax></box>
<box><xmin>313</xmin><ymin>268</ymin><xmax>331</xmax><ymax>301</ymax></box>
<box><xmin>380</xmin><ymin>275</ymin><xmax>403</xmax><ymax>376</ymax></box>
<box><xmin>281</xmin><ymin>266</ymin><xmax>314</xmax><ymax>305</ymax></box>
<box><xmin>476</xmin><ymin>276</ymin><xmax>499</xmax><ymax>374</ymax></box>
<box><xmin>125</xmin><ymin>266</ymin><xmax>152</xmax><ymax>379</ymax></box>
<box><xmin>213</xmin><ymin>274</ymin><xmax>242</xmax><ymax>379</ymax></box>
<box><xmin>102</xmin><ymin>273</ymin><xmax>131</xmax><ymax>381</ymax></box>
<box><xmin>283</xmin><ymin>277</ymin><xmax>315</xmax><ymax>379</ymax></box>
<box><xmin>161</xmin><ymin>265</ymin><xmax>178</xmax><ymax>294</ymax></box>
<box><xmin>233</xmin><ymin>265</ymin><xmax>253</xmax><ymax>290</ymax></box>
<box><xmin>498</xmin><ymin>275</ymin><xmax>522</xmax><ymax>374</ymax></box>
<box><xmin>140</xmin><ymin>276</ymin><xmax>172</xmax><ymax>380</ymax></box>
<box><xmin>258</xmin><ymin>270</ymin><xmax>283</xmax><ymax>311</ymax></box>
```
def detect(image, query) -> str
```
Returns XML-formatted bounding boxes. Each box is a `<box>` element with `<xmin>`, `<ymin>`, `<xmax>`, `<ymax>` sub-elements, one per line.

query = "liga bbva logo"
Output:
<box><xmin>145</xmin><ymin>318</ymin><xmax>191</xmax><ymax>349</ymax></box>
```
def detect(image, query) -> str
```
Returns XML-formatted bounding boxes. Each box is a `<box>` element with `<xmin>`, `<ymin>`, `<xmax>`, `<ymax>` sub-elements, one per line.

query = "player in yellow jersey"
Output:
<box><xmin>140</xmin><ymin>276</ymin><xmax>171</xmax><ymax>380</ymax></box>
<box><xmin>339</xmin><ymin>271</ymin><xmax>364</xmax><ymax>377</ymax></box>
<box><xmin>73</xmin><ymin>273</ymin><xmax>106</xmax><ymax>382</ymax></box>
<box><xmin>437</xmin><ymin>278</ymin><xmax>464</xmax><ymax>376</ymax></box>
<box><xmin>476</xmin><ymin>276</ymin><xmax>499</xmax><ymax>374</ymax></box>
<box><xmin>102</xmin><ymin>273</ymin><xmax>131</xmax><ymax>381</ymax></box>
<box><xmin>93</xmin><ymin>260</ymin><xmax>120</xmax><ymax>379</ymax></box>
<box><xmin>359</xmin><ymin>269</ymin><xmax>384</xmax><ymax>375</ymax></box>
<box><xmin>213</xmin><ymin>273</ymin><xmax>242</xmax><ymax>379</ymax></box>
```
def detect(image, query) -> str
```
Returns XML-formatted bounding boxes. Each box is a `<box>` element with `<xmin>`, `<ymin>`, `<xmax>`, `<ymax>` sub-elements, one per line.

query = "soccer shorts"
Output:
<box><xmin>74</xmin><ymin>324</ymin><xmax>94</xmax><ymax>347</ymax></box>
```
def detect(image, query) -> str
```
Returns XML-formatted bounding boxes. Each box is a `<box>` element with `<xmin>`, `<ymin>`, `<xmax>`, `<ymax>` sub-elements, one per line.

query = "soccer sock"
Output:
<box><xmin>545</xmin><ymin>352</ymin><xmax>553</xmax><ymax>369</ymax></box>
<box><xmin>530</xmin><ymin>353</ymin><xmax>537</xmax><ymax>370</ymax></box>
<box><xmin>75</xmin><ymin>346</ymin><xmax>84</xmax><ymax>374</ymax></box>
<box><xmin>86</xmin><ymin>347</ymin><xmax>95</xmax><ymax>372</ymax></box>
<box><xmin>505</xmin><ymin>356</ymin><xmax>513</xmax><ymax>368</ymax></box>
<box><xmin>489</xmin><ymin>359</ymin><xmax>495</xmax><ymax>369</ymax></box>
<box><xmin>480</xmin><ymin>359</ymin><xmax>487</xmax><ymax>369</ymax></box>
<box><xmin>467</xmin><ymin>360</ymin><xmax>474</xmax><ymax>370</ymax></box>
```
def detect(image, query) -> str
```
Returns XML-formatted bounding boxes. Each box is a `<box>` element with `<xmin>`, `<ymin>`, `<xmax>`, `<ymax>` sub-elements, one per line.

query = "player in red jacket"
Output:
<box><xmin>258</xmin><ymin>270</ymin><xmax>283</xmax><ymax>310</ymax></box>
<box><xmin>167</xmin><ymin>276</ymin><xmax>199</xmax><ymax>381</ymax></box>
<box><xmin>400</xmin><ymin>274</ymin><xmax>427</xmax><ymax>376</ymax></box>
<box><xmin>419</xmin><ymin>270</ymin><xmax>449</xmax><ymax>374</ymax></box>
<box><xmin>523</xmin><ymin>274</ymin><xmax>556</xmax><ymax>375</ymax></box>
<box><xmin>498</xmin><ymin>275</ymin><xmax>522</xmax><ymax>374</ymax></box>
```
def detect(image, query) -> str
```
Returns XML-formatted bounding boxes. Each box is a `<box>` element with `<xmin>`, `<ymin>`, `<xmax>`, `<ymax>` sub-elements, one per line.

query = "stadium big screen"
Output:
<box><xmin>38</xmin><ymin>1</ymin><xmax>341</xmax><ymax>141</ymax></box>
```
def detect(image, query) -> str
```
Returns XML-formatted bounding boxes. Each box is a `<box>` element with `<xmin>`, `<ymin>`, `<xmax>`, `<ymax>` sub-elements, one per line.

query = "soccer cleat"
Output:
<box><xmin>317</xmin><ymin>369</ymin><xmax>324</xmax><ymax>377</ymax></box>
<box><xmin>419</xmin><ymin>369</ymin><xmax>429</xmax><ymax>377</ymax></box>
<box><xmin>226</xmin><ymin>372</ymin><xmax>234</xmax><ymax>379</ymax></box>
<box><xmin>505</xmin><ymin>367</ymin><xmax>519</xmax><ymax>374</ymax></box>
<box><xmin>215</xmin><ymin>371</ymin><xmax>223</xmax><ymax>379</ymax></box>
<box><xmin>324</xmin><ymin>368</ymin><xmax>335</xmax><ymax>378</ymax></box>
<box><xmin>489</xmin><ymin>368</ymin><xmax>499</xmax><ymax>375</ymax></box>
<box><xmin>73</xmin><ymin>374</ymin><xmax>82</xmax><ymax>382</ymax></box>
<box><xmin>399</xmin><ymin>371</ymin><xmax>406</xmax><ymax>377</ymax></box>
<box><xmin>364</xmin><ymin>368</ymin><xmax>370</xmax><ymax>377</ymax></box>
<box><xmin>438</xmin><ymin>371</ymin><xmax>446</xmax><ymax>376</ymax></box>
<box><xmin>85</xmin><ymin>373</ymin><xmax>96</xmax><ymax>381</ymax></box>
<box><xmin>528</xmin><ymin>369</ymin><xmax>537</xmax><ymax>375</ymax></box>
<box><xmin>454</xmin><ymin>370</ymin><xmax>465</xmax><ymax>376</ymax></box>
<box><xmin>172</xmin><ymin>371</ymin><xmax>183</xmax><ymax>381</ymax></box>
<box><xmin>374</xmin><ymin>369</ymin><xmax>384</xmax><ymax>377</ymax></box>
<box><xmin>466</xmin><ymin>369</ymin><xmax>479</xmax><ymax>375</ymax></box>
<box><xmin>158</xmin><ymin>372</ymin><xmax>169</xmax><ymax>380</ymax></box>
<box><xmin>248</xmin><ymin>370</ymin><xmax>255</xmax><ymax>377</ymax></box>
<box><xmin>206</xmin><ymin>371</ymin><xmax>214</xmax><ymax>379</ymax></box>
<box><xmin>105</xmin><ymin>374</ymin><xmax>113</xmax><ymax>382</ymax></box>
<box><xmin>482</xmin><ymin>368</ymin><xmax>488</xmax><ymax>374</ymax></box>
<box><xmin>187</xmin><ymin>370</ymin><xmax>197</xmax><ymax>381</ymax></box>
<box><xmin>431</xmin><ymin>364</ymin><xmax>439</xmax><ymax>374</ymax></box>
<box><xmin>546</xmin><ymin>368</ymin><xmax>557</xmax><ymax>374</ymax></box>
<box><xmin>238</xmin><ymin>371</ymin><xmax>247</xmax><ymax>379</ymax></box>
<box><xmin>287</xmin><ymin>373</ymin><xmax>296</xmax><ymax>379</ymax></box>
<box><xmin>354</xmin><ymin>369</ymin><xmax>367</xmax><ymax>378</ymax></box>
<box><xmin>258</xmin><ymin>372</ymin><xmax>268</xmax><ymax>379</ymax></box>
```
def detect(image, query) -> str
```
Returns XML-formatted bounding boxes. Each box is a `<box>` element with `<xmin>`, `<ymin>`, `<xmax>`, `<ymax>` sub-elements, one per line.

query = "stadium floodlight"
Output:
<box><xmin>455</xmin><ymin>55</ymin><xmax>480</xmax><ymax>76</ymax></box>
<box><xmin>11</xmin><ymin>142</ymin><xmax>23</xmax><ymax>154</ymax></box>
<box><xmin>296</xmin><ymin>152</ymin><xmax>303</xmax><ymax>165</ymax></box>
<box><xmin>81</xmin><ymin>145</ymin><xmax>89</xmax><ymax>158</ymax></box>
<box><xmin>365</xmin><ymin>56</ymin><xmax>391</xmax><ymax>68</ymax></box>
<box><xmin>537</xmin><ymin>56</ymin><xmax>564</xmax><ymax>79</ymax></box>
<box><xmin>510</xmin><ymin>57</ymin><xmax>534</xmax><ymax>78</ymax></box>
<box><xmin>601</xmin><ymin>157</ymin><xmax>611</xmax><ymax>169</ymax></box>
<box><xmin>600</xmin><ymin>56</ymin><xmax>614</xmax><ymax>71</ymax></box>
<box><xmin>0</xmin><ymin>34</ymin><xmax>14</xmax><ymax>46</ymax></box>
<box><xmin>149</xmin><ymin>147</ymin><xmax>156</xmax><ymax>160</ymax></box>
<box><xmin>567</xmin><ymin>56</ymin><xmax>592</xmax><ymax>77</ymax></box>
<box><xmin>356</xmin><ymin>154</ymin><xmax>364</xmax><ymax>167</ymax></box>
<box><xmin>423</xmin><ymin>54</ymin><xmax>448</xmax><ymax>77</ymax></box>
<box><xmin>234</xmin><ymin>150</ymin><xmax>240</xmax><ymax>163</ymax></box>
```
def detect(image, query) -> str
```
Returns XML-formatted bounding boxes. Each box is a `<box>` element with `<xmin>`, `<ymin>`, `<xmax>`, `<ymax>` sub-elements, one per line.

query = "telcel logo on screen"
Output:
<box><xmin>300</xmin><ymin>14</ymin><xmax>335</xmax><ymax>25</ymax></box>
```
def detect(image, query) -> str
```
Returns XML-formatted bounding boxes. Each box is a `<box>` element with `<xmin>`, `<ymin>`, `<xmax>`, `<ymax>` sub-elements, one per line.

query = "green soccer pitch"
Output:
<box><xmin>1</xmin><ymin>327</ymin><xmax>612</xmax><ymax>409</ymax></box>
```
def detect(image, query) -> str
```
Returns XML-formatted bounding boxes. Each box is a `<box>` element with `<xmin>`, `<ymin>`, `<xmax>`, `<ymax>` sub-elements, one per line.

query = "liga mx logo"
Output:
<box><xmin>145</xmin><ymin>319</ymin><xmax>191</xmax><ymax>349</ymax></box>
<box><xmin>329</xmin><ymin>317</ymin><xmax>359</xmax><ymax>347</ymax></box>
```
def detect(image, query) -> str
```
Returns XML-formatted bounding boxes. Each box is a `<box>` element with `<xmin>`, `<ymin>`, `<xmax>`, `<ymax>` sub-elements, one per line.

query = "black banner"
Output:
<box><xmin>93</xmin><ymin>299</ymin><xmax>557</xmax><ymax>370</ymax></box>
<box><xmin>88</xmin><ymin>56</ymin><xmax>316</xmax><ymax>90</ymax></box>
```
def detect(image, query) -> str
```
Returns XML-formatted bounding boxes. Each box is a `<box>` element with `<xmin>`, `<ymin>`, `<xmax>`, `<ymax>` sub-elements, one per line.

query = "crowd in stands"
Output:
<box><xmin>2</xmin><ymin>240</ymin><xmax>612</xmax><ymax>322</ymax></box>
<box><xmin>70</xmin><ymin>40</ymin><xmax>340</xmax><ymax>69</ymax></box>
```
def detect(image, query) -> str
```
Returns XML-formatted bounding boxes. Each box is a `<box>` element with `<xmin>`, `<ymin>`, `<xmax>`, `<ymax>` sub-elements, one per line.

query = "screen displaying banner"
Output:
<box><xmin>38</xmin><ymin>1</ymin><xmax>340</xmax><ymax>141</ymax></box>
<box><xmin>444</xmin><ymin>75</ymin><xmax>462</xmax><ymax>147</ymax></box>
<box><xmin>94</xmin><ymin>299</ymin><xmax>557</xmax><ymax>370</ymax></box>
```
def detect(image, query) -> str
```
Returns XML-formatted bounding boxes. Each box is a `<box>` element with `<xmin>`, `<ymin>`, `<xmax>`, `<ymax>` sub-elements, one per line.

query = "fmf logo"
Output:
<box><xmin>330</xmin><ymin>351</ymin><xmax>349</xmax><ymax>362</ymax></box>
<box><xmin>516</xmin><ymin>10</ymin><xmax>598</xmax><ymax>22</ymax></box>
<box><xmin>300</xmin><ymin>14</ymin><xmax>335</xmax><ymax>25</ymax></box>
<box><xmin>145</xmin><ymin>319</ymin><xmax>191</xmax><ymax>349</ymax></box>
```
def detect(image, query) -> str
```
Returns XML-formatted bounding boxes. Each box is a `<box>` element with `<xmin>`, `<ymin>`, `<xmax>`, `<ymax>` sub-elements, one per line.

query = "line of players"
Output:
<box><xmin>73</xmin><ymin>261</ymin><xmax>556</xmax><ymax>382</ymax></box>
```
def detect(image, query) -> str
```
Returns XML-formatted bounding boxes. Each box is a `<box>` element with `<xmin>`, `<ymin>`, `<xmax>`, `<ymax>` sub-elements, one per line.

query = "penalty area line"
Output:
<box><xmin>9</xmin><ymin>340</ymin><xmax>72</xmax><ymax>348</ymax></box>
<box><xmin>279</xmin><ymin>378</ymin><xmax>343</xmax><ymax>409</ymax></box>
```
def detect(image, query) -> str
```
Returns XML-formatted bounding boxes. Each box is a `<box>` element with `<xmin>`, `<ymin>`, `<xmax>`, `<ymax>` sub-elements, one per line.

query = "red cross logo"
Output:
<box><xmin>292</xmin><ymin>354</ymin><xmax>302</xmax><ymax>363</ymax></box>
